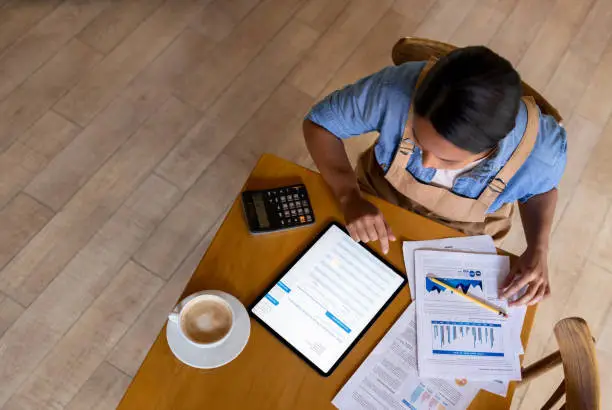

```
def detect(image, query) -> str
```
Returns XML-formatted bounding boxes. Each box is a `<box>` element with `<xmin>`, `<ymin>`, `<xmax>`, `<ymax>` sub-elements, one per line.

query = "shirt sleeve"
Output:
<box><xmin>517</xmin><ymin>115</ymin><xmax>567</xmax><ymax>203</ymax></box>
<box><xmin>305</xmin><ymin>63</ymin><xmax>423</xmax><ymax>139</ymax></box>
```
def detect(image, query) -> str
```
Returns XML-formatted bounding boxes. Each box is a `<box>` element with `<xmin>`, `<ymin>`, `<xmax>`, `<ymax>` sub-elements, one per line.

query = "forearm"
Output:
<box><xmin>518</xmin><ymin>188</ymin><xmax>558</xmax><ymax>251</ymax></box>
<box><xmin>303</xmin><ymin>119</ymin><xmax>361</xmax><ymax>205</ymax></box>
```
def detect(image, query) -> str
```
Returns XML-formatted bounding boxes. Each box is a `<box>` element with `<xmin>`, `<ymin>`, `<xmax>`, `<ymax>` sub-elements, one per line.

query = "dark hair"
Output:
<box><xmin>414</xmin><ymin>46</ymin><xmax>522</xmax><ymax>154</ymax></box>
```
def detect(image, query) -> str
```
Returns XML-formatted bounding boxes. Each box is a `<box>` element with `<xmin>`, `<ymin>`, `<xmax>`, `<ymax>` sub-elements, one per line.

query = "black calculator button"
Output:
<box><xmin>280</xmin><ymin>196</ymin><xmax>286</xmax><ymax>203</ymax></box>
<box><xmin>290</xmin><ymin>209</ymin><xmax>297</xmax><ymax>216</ymax></box>
<box><xmin>292</xmin><ymin>194</ymin><xmax>299</xmax><ymax>200</ymax></box>
<box><xmin>297</xmin><ymin>209</ymin><xmax>304</xmax><ymax>215</ymax></box>
<box><xmin>306</xmin><ymin>215</ymin><xmax>312</xmax><ymax>222</ymax></box>
<box><xmin>282</xmin><ymin>203</ymin><xmax>288</xmax><ymax>210</ymax></box>
<box><xmin>284</xmin><ymin>211</ymin><xmax>290</xmax><ymax>217</ymax></box>
<box><xmin>304</xmin><ymin>208</ymin><xmax>310</xmax><ymax>214</ymax></box>
<box><xmin>289</xmin><ymin>202</ymin><xmax>295</xmax><ymax>209</ymax></box>
<box><xmin>302</xmin><ymin>200</ymin><xmax>309</xmax><ymax>207</ymax></box>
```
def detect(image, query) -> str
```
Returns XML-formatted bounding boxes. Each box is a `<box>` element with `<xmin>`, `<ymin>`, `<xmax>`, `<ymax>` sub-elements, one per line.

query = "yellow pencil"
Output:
<box><xmin>428</xmin><ymin>276</ymin><xmax>508</xmax><ymax>319</ymax></box>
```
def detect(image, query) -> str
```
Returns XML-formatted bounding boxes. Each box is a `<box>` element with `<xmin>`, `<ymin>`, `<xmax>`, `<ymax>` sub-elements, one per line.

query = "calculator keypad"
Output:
<box><xmin>265</xmin><ymin>185</ymin><xmax>314</xmax><ymax>228</ymax></box>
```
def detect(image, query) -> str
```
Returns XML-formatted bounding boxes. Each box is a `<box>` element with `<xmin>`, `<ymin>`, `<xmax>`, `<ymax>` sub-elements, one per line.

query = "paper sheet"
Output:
<box><xmin>332</xmin><ymin>304</ymin><xmax>479</xmax><ymax>410</ymax></box>
<box><xmin>403</xmin><ymin>238</ymin><xmax>524</xmax><ymax>356</ymax></box>
<box><xmin>403</xmin><ymin>236</ymin><xmax>496</xmax><ymax>300</ymax></box>
<box><xmin>414</xmin><ymin>250</ymin><xmax>522</xmax><ymax>381</ymax></box>
<box><xmin>403</xmin><ymin>238</ymin><xmax>528</xmax><ymax>396</ymax></box>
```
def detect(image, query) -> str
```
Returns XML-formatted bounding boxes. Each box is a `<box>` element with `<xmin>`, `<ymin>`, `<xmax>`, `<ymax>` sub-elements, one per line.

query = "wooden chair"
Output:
<box><xmin>391</xmin><ymin>37</ymin><xmax>563</xmax><ymax>124</ymax></box>
<box><xmin>517</xmin><ymin>317</ymin><xmax>600</xmax><ymax>410</ymax></box>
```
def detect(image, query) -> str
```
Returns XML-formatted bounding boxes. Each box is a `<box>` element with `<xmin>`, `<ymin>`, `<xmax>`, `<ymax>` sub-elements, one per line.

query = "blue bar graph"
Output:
<box><xmin>431</xmin><ymin>320</ymin><xmax>503</xmax><ymax>356</ymax></box>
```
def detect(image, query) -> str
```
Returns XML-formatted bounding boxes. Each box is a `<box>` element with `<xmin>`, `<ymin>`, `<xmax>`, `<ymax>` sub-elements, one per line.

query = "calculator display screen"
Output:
<box><xmin>253</xmin><ymin>193</ymin><xmax>270</xmax><ymax>228</ymax></box>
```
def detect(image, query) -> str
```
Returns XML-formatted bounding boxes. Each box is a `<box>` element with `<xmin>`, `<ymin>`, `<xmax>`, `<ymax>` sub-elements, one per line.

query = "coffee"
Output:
<box><xmin>180</xmin><ymin>297</ymin><xmax>233</xmax><ymax>344</ymax></box>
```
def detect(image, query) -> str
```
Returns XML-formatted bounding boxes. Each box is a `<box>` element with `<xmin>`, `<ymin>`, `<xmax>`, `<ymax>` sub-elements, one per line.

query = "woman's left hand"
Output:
<box><xmin>499</xmin><ymin>247</ymin><xmax>550</xmax><ymax>306</ymax></box>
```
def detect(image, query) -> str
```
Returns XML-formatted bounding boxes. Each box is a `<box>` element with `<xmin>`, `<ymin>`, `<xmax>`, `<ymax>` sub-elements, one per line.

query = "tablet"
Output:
<box><xmin>250</xmin><ymin>222</ymin><xmax>406</xmax><ymax>376</ymax></box>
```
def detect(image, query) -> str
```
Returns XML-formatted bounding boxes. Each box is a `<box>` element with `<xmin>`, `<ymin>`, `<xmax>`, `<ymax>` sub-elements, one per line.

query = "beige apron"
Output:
<box><xmin>356</xmin><ymin>61</ymin><xmax>540</xmax><ymax>245</ymax></box>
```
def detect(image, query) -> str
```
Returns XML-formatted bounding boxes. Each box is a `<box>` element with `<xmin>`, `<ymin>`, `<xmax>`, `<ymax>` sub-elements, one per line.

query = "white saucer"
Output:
<box><xmin>166</xmin><ymin>290</ymin><xmax>251</xmax><ymax>369</ymax></box>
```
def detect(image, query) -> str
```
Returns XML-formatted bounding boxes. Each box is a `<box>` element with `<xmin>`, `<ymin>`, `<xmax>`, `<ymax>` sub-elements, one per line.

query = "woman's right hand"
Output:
<box><xmin>340</xmin><ymin>191</ymin><xmax>396</xmax><ymax>254</ymax></box>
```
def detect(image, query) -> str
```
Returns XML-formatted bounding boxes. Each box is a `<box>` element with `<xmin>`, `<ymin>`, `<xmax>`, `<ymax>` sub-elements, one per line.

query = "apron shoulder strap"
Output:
<box><xmin>478</xmin><ymin>96</ymin><xmax>540</xmax><ymax>207</ymax></box>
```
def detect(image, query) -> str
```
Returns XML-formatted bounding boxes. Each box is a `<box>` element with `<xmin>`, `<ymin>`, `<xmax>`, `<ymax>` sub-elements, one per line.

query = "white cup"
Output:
<box><xmin>168</xmin><ymin>293</ymin><xmax>235</xmax><ymax>348</ymax></box>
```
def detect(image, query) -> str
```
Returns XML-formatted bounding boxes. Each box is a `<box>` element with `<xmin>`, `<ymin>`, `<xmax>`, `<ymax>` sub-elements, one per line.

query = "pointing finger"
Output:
<box><xmin>384</xmin><ymin>220</ymin><xmax>397</xmax><ymax>242</ymax></box>
<box><xmin>373</xmin><ymin>216</ymin><xmax>390</xmax><ymax>254</ymax></box>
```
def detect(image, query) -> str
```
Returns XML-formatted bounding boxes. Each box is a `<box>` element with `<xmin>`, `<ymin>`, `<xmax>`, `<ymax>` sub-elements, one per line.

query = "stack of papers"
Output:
<box><xmin>408</xmin><ymin>238</ymin><xmax>525</xmax><ymax>385</ymax></box>
<box><xmin>332</xmin><ymin>304</ymin><xmax>482</xmax><ymax>409</ymax></box>
<box><xmin>333</xmin><ymin>236</ymin><xmax>527</xmax><ymax>410</ymax></box>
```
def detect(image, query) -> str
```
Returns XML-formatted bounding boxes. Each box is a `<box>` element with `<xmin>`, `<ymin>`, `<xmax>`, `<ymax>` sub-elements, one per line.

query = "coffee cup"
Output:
<box><xmin>168</xmin><ymin>293</ymin><xmax>235</xmax><ymax>348</ymax></box>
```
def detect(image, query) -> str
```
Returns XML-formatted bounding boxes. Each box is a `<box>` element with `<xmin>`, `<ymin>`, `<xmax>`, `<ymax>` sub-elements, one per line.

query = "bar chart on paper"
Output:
<box><xmin>431</xmin><ymin>321</ymin><xmax>504</xmax><ymax>357</ymax></box>
<box><xmin>401</xmin><ymin>383</ymin><xmax>449</xmax><ymax>410</ymax></box>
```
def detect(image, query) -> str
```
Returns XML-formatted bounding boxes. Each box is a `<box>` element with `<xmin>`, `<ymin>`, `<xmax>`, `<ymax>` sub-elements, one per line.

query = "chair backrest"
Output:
<box><xmin>391</xmin><ymin>37</ymin><xmax>563</xmax><ymax>123</ymax></box>
<box><xmin>554</xmin><ymin>317</ymin><xmax>600</xmax><ymax>409</ymax></box>
<box><xmin>519</xmin><ymin>317</ymin><xmax>600</xmax><ymax>410</ymax></box>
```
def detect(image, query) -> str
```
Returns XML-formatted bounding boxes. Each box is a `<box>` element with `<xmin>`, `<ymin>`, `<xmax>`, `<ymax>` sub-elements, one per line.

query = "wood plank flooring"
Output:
<box><xmin>0</xmin><ymin>1</ymin><xmax>611</xmax><ymax>409</ymax></box>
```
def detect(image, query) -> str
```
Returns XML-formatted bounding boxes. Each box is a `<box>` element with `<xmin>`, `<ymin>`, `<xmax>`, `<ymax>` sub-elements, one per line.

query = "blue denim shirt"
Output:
<box><xmin>306</xmin><ymin>62</ymin><xmax>567</xmax><ymax>213</ymax></box>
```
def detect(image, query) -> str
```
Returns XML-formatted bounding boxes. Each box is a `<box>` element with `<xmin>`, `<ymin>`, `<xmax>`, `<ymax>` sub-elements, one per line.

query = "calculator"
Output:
<box><xmin>241</xmin><ymin>184</ymin><xmax>315</xmax><ymax>233</ymax></box>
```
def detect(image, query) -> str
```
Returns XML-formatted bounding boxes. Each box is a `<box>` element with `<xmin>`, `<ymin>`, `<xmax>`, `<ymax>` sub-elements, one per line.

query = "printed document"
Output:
<box><xmin>333</xmin><ymin>304</ymin><xmax>479</xmax><ymax>410</ymax></box>
<box><xmin>403</xmin><ymin>238</ymin><xmax>522</xmax><ymax>396</ymax></box>
<box><xmin>414</xmin><ymin>250</ymin><xmax>522</xmax><ymax>381</ymax></box>
<box><xmin>403</xmin><ymin>238</ymin><xmax>524</xmax><ymax>356</ymax></box>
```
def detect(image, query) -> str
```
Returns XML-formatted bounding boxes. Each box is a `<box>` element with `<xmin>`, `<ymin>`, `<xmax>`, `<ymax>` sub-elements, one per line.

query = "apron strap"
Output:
<box><xmin>477</xmin><ymin>96</ymin><xmax>540</xmax><ymax>207</ymax></box>
<box><xmin>391</xmin><ymin>59</ymin><xmax>438</xmax><ymax>172</ymax></box>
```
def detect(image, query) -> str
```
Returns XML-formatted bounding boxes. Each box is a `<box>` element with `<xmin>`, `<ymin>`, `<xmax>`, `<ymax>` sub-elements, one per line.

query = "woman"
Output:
<box><xmin>303</xmin><ymin>46</ymin><xmax>567</xmax><ymax>306</ymax></box>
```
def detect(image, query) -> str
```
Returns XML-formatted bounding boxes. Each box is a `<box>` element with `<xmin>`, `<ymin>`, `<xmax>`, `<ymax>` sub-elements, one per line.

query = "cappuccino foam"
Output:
<box><xmin>181</xmin><ymin>298</ymin><xmax>233</xmax><ymax>344</ymax></box>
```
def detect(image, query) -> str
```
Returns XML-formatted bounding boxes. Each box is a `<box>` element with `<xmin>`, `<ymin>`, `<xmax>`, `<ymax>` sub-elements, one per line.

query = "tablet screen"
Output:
<box><xmin>251</xmin><ymin>223</ymin><xmax>406</xmax><ymax>375</ymax></box>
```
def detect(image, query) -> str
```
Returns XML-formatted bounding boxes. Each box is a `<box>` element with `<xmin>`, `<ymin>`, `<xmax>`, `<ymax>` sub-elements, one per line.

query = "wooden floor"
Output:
<box><xmin>0</xmin><ymin>0</ymin><xmax>611</xmax><ymax>409</ymax></box>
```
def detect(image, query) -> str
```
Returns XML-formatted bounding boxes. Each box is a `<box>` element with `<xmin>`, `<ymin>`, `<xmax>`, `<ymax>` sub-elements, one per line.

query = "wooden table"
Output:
<box><xmin>118</xmin><ymin>154</ymin><xmax>535</xmax><ymax>410</ymax></box>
